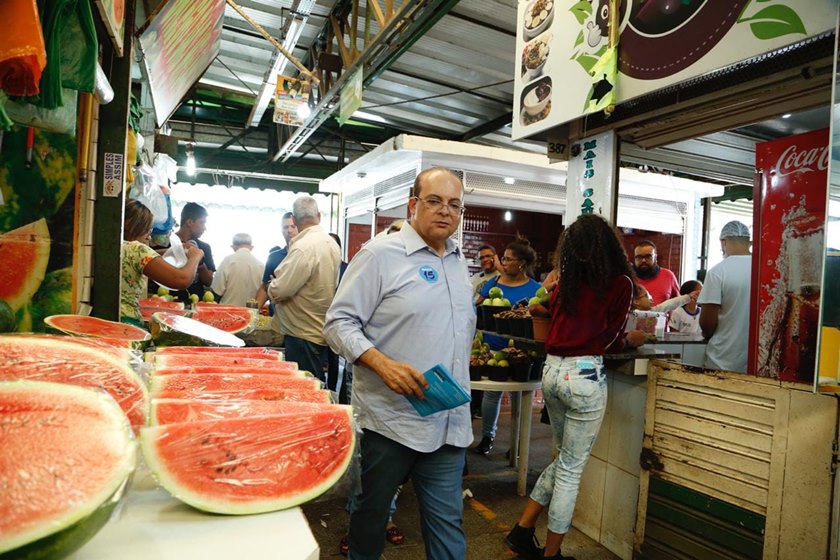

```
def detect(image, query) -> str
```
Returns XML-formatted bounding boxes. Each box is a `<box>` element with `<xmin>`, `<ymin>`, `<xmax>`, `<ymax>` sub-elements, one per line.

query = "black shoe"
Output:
<box><xmin>475</xmin><ymin>436</ymin><xmax>494</xmax><ymax>455</ymax></box>
<box><xmin>505</xmin><ymin>524</ymin><xmax>542</xmax><ymax>560</ymax></box>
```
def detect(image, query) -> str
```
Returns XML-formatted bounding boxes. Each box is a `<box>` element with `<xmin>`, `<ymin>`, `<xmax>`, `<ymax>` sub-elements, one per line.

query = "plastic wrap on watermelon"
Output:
<box><xmin>188</xmin><ymin>305</ymin><xmax>257</xmax><ymax>338</ymax></box>
<box><xmin>0</xmin><ymin>335</ymin><xmax>149</xmax><ymax>430</ymax></box>
<box><xmin>43</xmin><ymin>314</ymin><xmax>152</xmax><ymax>350</ymax></box>
<box><xmin>140</xmin><ymin>405</ymin><xmax>358</xmax><ymax>514</ymax></box>
<box><xmin>150</xmin><ymin>312</ymin><xmax>246</xmax><ymax>347</ymax></box>
<box><xmin>154</xmin><ymin>345</ymin><xmax>285</xmax><ymax>359</ymax></box>
<box><xmin>0</xmin><ymin>380</ymin><xmax>136</xmax><ymax>559</ymax></box>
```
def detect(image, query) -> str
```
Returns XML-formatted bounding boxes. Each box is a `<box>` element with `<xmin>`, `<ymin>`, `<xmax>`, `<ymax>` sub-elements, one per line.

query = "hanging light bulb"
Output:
<box><xmin>186</xmin><ymin>143</ymin><xmax>196</xmax><ymax>176</ymax></box>
<box><xmin>504</xmin><ymin>210</ymin><xmax>512</xmax><ymax>222</ymax></box>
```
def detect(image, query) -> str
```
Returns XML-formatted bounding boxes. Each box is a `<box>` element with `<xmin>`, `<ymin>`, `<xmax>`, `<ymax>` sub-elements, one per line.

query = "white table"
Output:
<box><xmin>71</xmin><ymin>468</ymin><xmax>319</xmax><ymax>560</ymax></box>
<box><xmin>471</xmin><ymin>379</ymin><xmax>542</xmax><ymax>496</ymax></box>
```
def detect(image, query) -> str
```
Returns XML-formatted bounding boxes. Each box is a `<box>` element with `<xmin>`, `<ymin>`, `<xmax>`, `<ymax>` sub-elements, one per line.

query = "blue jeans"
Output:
<box><xmin>530</xmin><ymin>355</ymin><xmax>607</xmax><ymax>534</ymax></box>
<box><xmin>283</xmin><ymin>335</ymin><xmax>328</xmax><ymax>382</ymax></box>
<box><xmin>480</xmin><ymin>390</ymin><xmax>520</xmax><ymax>439</ymax></box>
<box><xmin>349</xmin><ymin>430</ymin><xmax>466</xmax><ymax>560</ymax></box>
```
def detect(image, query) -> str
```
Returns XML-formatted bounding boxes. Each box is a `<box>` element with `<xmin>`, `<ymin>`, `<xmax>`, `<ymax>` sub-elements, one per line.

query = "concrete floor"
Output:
<box><xmin>302</xmin><ymin>406</ymin><xmax>620</xmax><ymax>559</ymax></box>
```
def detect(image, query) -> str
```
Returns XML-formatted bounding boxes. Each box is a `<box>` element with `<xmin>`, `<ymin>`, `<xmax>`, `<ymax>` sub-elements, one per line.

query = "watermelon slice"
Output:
<box><xmin>0</xmin><ymin>218</ymin><xmax>51</xmax><ymax>313</ymax></box>
<box><xmin>151</xmin><ymin>373</ymin><xmax>322</xmax><ymax>394</ymax></box>
<box><xmin>0</xmin><ymin>380</ymin><xmax>136</xmax><ymax>558</ymax></box>
<box><xmin>141</xmin><ymin>408</ymin><xmax>355</xmax><ymax>514</ymax></box>
<box><xmin>190</xmin><ymin>306</ymin><xmax>254</xmax><ymax>334</ymax></box>
<box><xmin>154</xmin><ymin>365</ymin><xmax>304</xmax><ymax>376</ymax></box>
<box><xmin>151</xmin><ymin>312</ymin><xmax>246</xmax><ymax>347</ymax></box>
<box><xmin>0</xmin><ymin>335</ymin><xmax>149</xmax><ymax>429</ymax></box>
<box><xmin>150</xmin><ymin>398</ymin><xmax>339</xmax><ymax>425</ymax></box>
<box><xmin>139</xmin><ymin>298</ymin><xmax>186</xmax><ymax>321</ymax></box>
<box><xmin>154</xmin><ymin>388</ymin><xmax>332</xmax><ymax>404</ymax></box>
<box><xmin>155</xmin><ymin>346</ymin><xmax>283</xmax><ymax>358</ymax></box>
<box><xmin>155</xmin><ymin>354</ymin><xmax>294</xmax><ymax>369</ymax></box>
<box><xmin>10</xmin><ymin>333</ymin><xmax>135</xmax><ymax>362</ymax></box>
<box><xmin>44</xmin><ymin>314</ymin><xmax>151</xmax><ymax>345</ymax></box>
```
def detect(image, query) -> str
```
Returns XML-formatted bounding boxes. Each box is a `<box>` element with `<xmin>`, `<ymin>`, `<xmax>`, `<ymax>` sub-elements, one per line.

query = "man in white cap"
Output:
<box><xmin>698</xmin><ymin>220</ymin><xmax>752</xmax><ymax>373</ymax></box>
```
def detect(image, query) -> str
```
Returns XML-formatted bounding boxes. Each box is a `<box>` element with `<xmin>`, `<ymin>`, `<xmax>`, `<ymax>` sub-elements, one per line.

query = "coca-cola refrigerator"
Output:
<box><xmin>749</xmin><ymin>128</ymin><xmax>828</xmax><ymax>383</ymax></box>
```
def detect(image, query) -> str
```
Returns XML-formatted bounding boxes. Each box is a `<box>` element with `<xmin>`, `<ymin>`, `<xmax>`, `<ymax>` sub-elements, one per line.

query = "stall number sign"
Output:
<box><xmin>547</xmin><ymin>137</ymin><xmax>568</xmax><ymax>161</ymax></box>
<box><xmin>580</xmin><ymin>139</ymin><xmax>597</xmax><ymax>214</ymax></box>
<box><xmin>103</xmin><ymin>152</ymin><xmax>124</xmax><ymax>198</ymax></box>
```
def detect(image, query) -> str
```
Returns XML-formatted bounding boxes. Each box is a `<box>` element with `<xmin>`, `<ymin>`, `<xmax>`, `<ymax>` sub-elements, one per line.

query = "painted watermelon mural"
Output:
<box><xmin>0</xmin><ymin>125</ymin><xmax>79</xmax><ymax>333</ymax></box>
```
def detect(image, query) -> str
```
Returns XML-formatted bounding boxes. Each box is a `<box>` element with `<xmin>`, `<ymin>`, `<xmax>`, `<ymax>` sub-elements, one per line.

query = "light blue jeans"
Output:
<box><xmin>481</xmin><ymin>390</ymin><xmax>520</xmax><ymax>439</ymax></box>
<box><xmin>530</xmin><ymin>354</ymin><xmax>607</xmax><ymax>534</ymax></box>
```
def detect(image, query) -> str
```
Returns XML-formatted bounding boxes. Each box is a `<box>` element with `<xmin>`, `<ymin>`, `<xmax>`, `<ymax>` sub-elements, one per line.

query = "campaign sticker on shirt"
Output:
<box><xmin>418</xmin><ymin>265</ymin><xmax>439</xmax><ymax>283</ymax></box>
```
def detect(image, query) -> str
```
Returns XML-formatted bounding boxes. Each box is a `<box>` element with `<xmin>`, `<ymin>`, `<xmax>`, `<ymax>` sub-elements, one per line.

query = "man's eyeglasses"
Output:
<box><xmin>413</xmin><ymin>196</ymin><xmax>466</xmax><ymax>215</ymax></box>
<box><xmin>634</xmin><ymin>254</ymin><xmax>654</xmax><ymax>261</ymax></box>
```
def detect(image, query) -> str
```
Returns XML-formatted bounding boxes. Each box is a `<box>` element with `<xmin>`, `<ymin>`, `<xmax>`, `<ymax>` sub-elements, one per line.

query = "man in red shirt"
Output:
<box><xmin>632</xmin><ymin>240</ymin><xmax>679</xmax><ymax>305</ymax></box>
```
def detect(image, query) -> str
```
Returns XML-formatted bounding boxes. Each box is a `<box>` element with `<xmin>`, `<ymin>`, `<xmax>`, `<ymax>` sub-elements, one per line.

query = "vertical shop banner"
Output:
<box><xmin>93</xmin><ymin>0</ymin><xmax>126</xmax><ymax>56</ymax></box>
<box><xmin>0</xmin><ymin>126</ymin><xmax>79</xmax><ymax>333</ymax></box>
<box><xmin>750</xmin><ymin>129</ymin><xmax>828</xmax><ymax>383</ymax></box>
<box><xmin>512</xmin><ymin>0</ymin><xmax>837</xmax><ymax>140</ymax></box>
<box><xmin>138</xmin><ymin>0</ymin><xmax>226</xmax><ymax>127</ymax></box>
<box><xmin>564</xmin><ymin>130</ymin><xmax>616</xmax><ymax>225</ymax></box>
<box><xmin>273</xmin><ymin>75</ymin><xmax>311</xmax><ymax>126</ymax></box>
<box><xmin>338</xmin><ymin>70</ymin><xmax>362</xmax><ymax>126</ymax></box>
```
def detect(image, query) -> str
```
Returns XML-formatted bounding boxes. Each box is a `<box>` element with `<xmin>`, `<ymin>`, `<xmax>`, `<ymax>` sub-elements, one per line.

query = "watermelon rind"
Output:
<box><xmin>140</xmin><ymin>407</ymin><xmax>355</xmax><ymax>514</ymax></box>
<box><xmin>0</xmin><ymin>335</ymin><xmax>150</xmax><ymax>429</ymax></box>
<box><xmin>0</xmin><ymin>380</ymin><xmax>136</xmax><ymax>559</ymax></box>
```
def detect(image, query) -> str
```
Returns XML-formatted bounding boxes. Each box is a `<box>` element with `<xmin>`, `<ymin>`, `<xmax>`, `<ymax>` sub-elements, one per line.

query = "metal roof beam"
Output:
<box><xmin>272</xmin><ymin>0</ymin><xmax>461</xmax><ymax>163</ymax></box>
<box><xmin>456</xmin><ymin>111</ymin><xmax>513</xmax><ymax>142</ymax></box>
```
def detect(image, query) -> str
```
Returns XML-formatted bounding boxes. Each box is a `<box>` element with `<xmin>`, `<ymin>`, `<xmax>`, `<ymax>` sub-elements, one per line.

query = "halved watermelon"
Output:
<box><xmin>10</xmin><ymin>334</ymin><xmax>135</xmax><ymax>362</ymax></box>
<box><xmin>155</xmin><ymin>346</ymin><xmax>283</xmax><ymax>359</ymax></box>
<box><xmin>44</xmin><ymin>314</ymin><xmax>151</xmax><ymax>344</ymax></box>
<box><xmin>150</xmin><ymin>398</ymin><xmax>338</xmax><ymax>425</ymax></box>
<box><xmin>151</xmin><ymin>312</ymin><xmax>246</xmax><ymax>347</ymax></box>
<box><xmin>154</xmin><ymin>388</ymin><xmax>332</xmax><ymax>404</ymax></box>
<box><xmin>0</xmin><ymin>218</ymin><xmax>51</xmax><ymax>313</ymax></box>
<box><xmin>155</xmin><ymin>354</ymin><xmax>294</xmax><ymax>369</ymax></box>
<box><xmin>141</xmin><ymin>408</ymin><xmax>354</xmax><ymax>514</ymax></box>
<box><xmin>0</xmin><ymin>335</ymin><xmax>149</xmax><ymax>429</ymax></box>
<box><xmin>0</xmin><ymin>380</ymin><xmax>135</xmax><ymax>558</ymax></box>
<box><xmin>153</xmin><ymin>365</ymin><xmax>304</xmax><ymax>377</ymax></box>
<box><xmin>190</xmin><ymin>306</ymin><xmax>254</xmax><ymax>334</ymax></box>
<box><xmin>150</xmin><ymin>373</ymin><xmax>322</xmax><ymax>394</ymax></box>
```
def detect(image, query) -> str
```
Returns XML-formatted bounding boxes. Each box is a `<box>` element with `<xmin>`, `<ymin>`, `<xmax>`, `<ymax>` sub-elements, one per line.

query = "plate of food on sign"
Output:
<box><xmin>520</xmin><ymin>76</ymin><xmax>552</xmax><ymax>126</ymax></box>
<box><xmin>523</xmin><ymin>0</ymin><xmax>554</xmax><ymax>40</ymax></box>
<box><xmin>520</xmin><ymin>34</ymin><xmax>550</xmax><ymax>80</ymax></box>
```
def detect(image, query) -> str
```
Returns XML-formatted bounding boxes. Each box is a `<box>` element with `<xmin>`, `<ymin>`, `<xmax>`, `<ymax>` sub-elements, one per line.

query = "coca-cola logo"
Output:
<box><xmin>773</xmin><ymin>144</ymin><xmax>829</xmax><ymax>178</ymax></box>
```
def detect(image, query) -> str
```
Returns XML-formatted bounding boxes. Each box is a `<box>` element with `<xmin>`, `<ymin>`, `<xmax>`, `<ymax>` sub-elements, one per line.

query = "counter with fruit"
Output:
<box><xmin>0</xmin><ymin>316</ymin><xmax>352</xmax><ymax>559</ymax></box>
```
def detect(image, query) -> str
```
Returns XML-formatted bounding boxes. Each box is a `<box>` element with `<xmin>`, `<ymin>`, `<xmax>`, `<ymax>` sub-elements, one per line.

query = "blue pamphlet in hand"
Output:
<box><xmin>405</xmin><ymin>363</ymin><xmax>471</xmax><ymax>417</ymax></box>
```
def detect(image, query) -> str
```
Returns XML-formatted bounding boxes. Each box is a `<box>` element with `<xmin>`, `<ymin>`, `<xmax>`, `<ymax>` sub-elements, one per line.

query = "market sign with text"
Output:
<box><xmin>512</xmin><ymin>0</ymin><xmax>837</xmax><ymax>140</ymax></box>
<box><xmin>138</xmin><ymin>0</ymin><xmax>226</xmax><ymax>127</ymax></box>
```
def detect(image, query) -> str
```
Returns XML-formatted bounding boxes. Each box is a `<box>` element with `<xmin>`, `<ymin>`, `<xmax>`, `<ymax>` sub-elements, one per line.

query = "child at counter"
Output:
<box><xmin>668</xmin><ymin>280</ymin><xmax>703</xmax><ymax>335</ymax></box>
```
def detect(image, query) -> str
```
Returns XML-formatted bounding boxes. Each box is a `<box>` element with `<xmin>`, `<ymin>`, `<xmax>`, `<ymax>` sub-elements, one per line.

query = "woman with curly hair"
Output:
<box><xmin>505</xmin><ymin>214</ymin><xmax>644</xmax><ymax>560</ymax></box>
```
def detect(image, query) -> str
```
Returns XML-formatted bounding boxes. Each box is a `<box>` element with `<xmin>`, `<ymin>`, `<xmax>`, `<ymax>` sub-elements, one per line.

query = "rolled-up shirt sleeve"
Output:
<box><xmin>324</xmin><ymin>248</ymin><xmax>380</xmax><ymax>363</ymax></box>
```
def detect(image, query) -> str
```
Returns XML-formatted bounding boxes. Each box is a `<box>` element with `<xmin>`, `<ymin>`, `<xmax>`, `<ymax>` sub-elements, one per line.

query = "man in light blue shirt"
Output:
<box><xmin>324</xmin><ymin>167</ymin><xmax>475</xmax><ymax>560</ymax></box>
